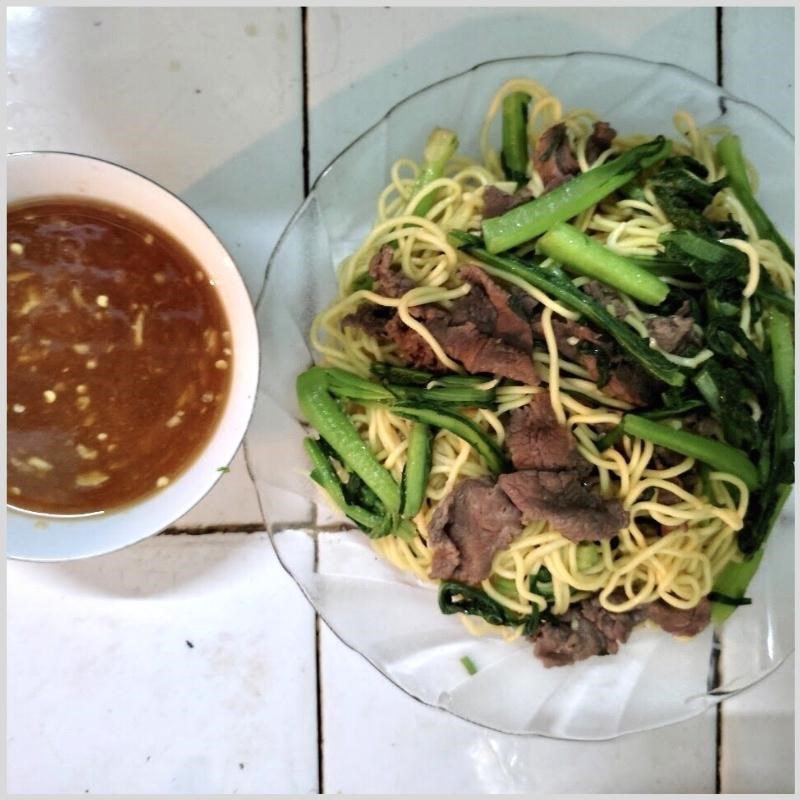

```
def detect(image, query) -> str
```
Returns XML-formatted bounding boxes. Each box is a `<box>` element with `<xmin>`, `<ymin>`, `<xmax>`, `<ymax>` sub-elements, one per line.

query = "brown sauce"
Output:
<box><xmin>7</xmin><ymin>198</ymin><xmax>232</xmax><ymax>514</ymax></box>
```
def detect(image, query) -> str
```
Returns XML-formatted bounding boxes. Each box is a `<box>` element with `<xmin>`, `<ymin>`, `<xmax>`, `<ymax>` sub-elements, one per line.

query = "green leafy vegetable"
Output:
<box><xmin>481</xmin><ymin>136</ymin><xmax>671</xmax><ymax>253</ymax></box>
<box><xmin>537</xmin><ymin>222</ymin><xmax>669</xmax><ymax>305</ymax></box>
<box><xmin>401</xmin><ymin>422</ymin><xmax>432</xmax><ymax>518</ymax></box>
<box><xmin>411</xmin><ymin>128</ymin><xmax>459</xmax><ymax>217</ymax></box>
<box><xmin>297</xmin><ymin>367</ymin><xmax>402</xmax><ymax>515</ymax></box>
<box><xmin>621</xmin><ymin>414</ymin><xmax>761</xmax><ymax>490</ymax></box>
<box><xmin>650</xmin><ymin>156</ymin><xmax>727</xmax><ymax>236</ymax></box>
<box><xmin>716</xmin><ymin>134</ymin><xmax>794</xmax><ymax>265</ymax></box>
<box><xmin>460</xmin><ymin>655</ymin><xmax>479</xmax><ymax>675</ymax></box>
<box><xmin>391</xmin><ymin>402</ymin><xmax>508</xmax><ymax>474</ymax></box>
<box><xmin>501</xmin><ymin>92</ymin><xmax>530</xmax><ymax>185</ymax></box>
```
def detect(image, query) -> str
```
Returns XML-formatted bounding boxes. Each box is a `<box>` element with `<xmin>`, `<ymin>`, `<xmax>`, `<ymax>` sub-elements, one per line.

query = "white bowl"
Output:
<box><xmin>7</xmin><ymin>151</ymin><xmax>260</xmax><ymax>561</ymax></box>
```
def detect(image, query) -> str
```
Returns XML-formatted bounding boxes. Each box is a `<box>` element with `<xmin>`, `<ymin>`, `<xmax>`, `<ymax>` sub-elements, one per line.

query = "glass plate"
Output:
<box><xmin>246</xmin><ymin>52</ymin><xmax>795</xmax><ymax>739</ymax></box>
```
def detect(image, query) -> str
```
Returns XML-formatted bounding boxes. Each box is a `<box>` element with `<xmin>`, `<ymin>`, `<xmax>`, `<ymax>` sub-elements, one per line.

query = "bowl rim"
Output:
<box><xmin>251</xmin><ymin>51</ymin><xmax>795</xmax><ymax>739</ymax></box>
<box><xmin>7</xmin><ymin>149</ymin><xmax>262</xmax><ymax>561</ymax></box>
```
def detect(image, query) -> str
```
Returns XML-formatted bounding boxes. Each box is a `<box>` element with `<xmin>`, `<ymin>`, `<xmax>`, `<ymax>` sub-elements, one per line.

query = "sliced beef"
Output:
<box><xmin>497</xmin><ymin>469</ymin><xmax>628</xmax><ymax>542</ymax></box>
<box><xmin>384</xmin><ymin>305</ymin><xmax>449</xmax><ymax>373</ymax></box>
<box><xmin>581</xmin><ymin>280</ymin><xmax>627</xmax><ymax>319</ymax></box>
<box><xmin>482</xmin><ymin>185</ymin><xmax>532</xmax><ymax>219</ymax></box>
<box><xmin>646</xmin><ymin>597</ymin><xmax>711</xmax><ymax>637</ymax></box>
<box><xmin>368</xmin><ymin>245</ymin><xmax>415</xmax><ymax>298</ymax></box>
<box><xmin>534</xmin><ymin>123</ymin><xmax>580</xmax><ymax>193</ymax></box>
<box><xmin>585</xmin><ymin>121</ymin><xmax>617</xmax><ymax>165</ymax></box>
<box><xmin>427</xmin><ymin>477</ymin><xmax>522</xmax><ymax>584</ymax></box>
<box><xmin>344</xmin><ymin>262</ymin><xmax>539</xmax><ymax>383</ymax></box>
<box><xmin>428</xmin><ymin>265</ymin><xmax>538</xmax><ymax>384</ymax></box>
<box><xmin>645</xmin><ymin>315</ymin><xmax>695</xmax><ymax>354</ymax></box>
<box><xmin>505</xmin><ymin>393</ymin><xmax>587</xmax><ymax>472</ymax></box>
<box><xmin>532</xmin><ymin>595</ymin><xmax>647</xmax><ymax>667</ymax></box>
<box><xmin>341</xmin><ymin>305</ymin><xmax>394</xmax><ymax>342</ymax></box>
<box><xmin>457</xmin><ymin>265</ymin><xmax>533</xmax><ymax>350</ymax></box>
<box><xmin>533</xmin><ymin>317</ymin><xmax>661</xmax><ymax>407</ymax></box>
<box><xmin>438</xmin><ymin>322</ymin><xmax>539</xmax><ymax>385</ymax></box>
<box><xmin>594</xmin><ymin>358</ymin><xmax>661</xmax><ymax>407</ymax></box>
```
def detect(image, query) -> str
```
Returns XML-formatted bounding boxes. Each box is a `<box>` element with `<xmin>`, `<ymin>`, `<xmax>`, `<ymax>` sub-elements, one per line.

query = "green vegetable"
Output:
<box><xmin>370</xmin><ymin>361</ymin><xmax>493</xmax><ymax>387</ymax></box>
<box><xmin>576</xmin><ymin>542</ymin><xmax>601</xmax><ymax>571</ymax></box>
<box><xmin>594</xmin><ymin>423</ymin><xmax>624</xmax><ymax>452</ymax></box>
<box><xmin>481</xmin><ymin>136</ymin><xmax>671</xmax><ymax>253</ymax></box>
<box><xmin>716</xmin><ymin>134</ymin><xmax>794</xmax><ymax>265</ymax></box>
<box><xmin>501</xmin><ymin>92</ymin><xmax>530</xmax><ymax>185</ymax></box>
<box><xmin>297</xmin><ymin>367</ymin><xmax>401</xmax><ymax>514</ymax></box>
<box><xmin>711</xmin><ymin>482</ymin><xmax>792</xmax><ymax>623</ymax></box>
<box><xmin>621</xmin><ymin>414</ymin><xmax>761</xmax><ymax>490</ymax></box>
<box><xmin>449</xmin><ymin>230</ymin><xmax>686</xmax><ymax>388</ymax></box>
<box><xmin>411</xmin><ymin>127</ymin><xmax>459</xmax><ymax>217</ymax></box>
<box><xmin>460</xmin><ymin>655</ymin><xmax>479</xmax><ymax>675</ymax></box>
<box><xmin>767</xmin><ymin>309</ymin><xmax>794</xmax><ymax>450</ymax></box>
<box><xmin>659</xmin><ymin>229</ymin><xmax>748</xmax><ymax>283</ymax></box>
<box><xmin>650</xmin><ymin>156</ymin><xmax>727</xmax><ymax>236</ymax></box>
<box><xmin>304</xmin><ymin>438</ymin><xmax>384</xmax><ymax>533</ymax></box>
<box><xmin>537</xmin><ymin>222</ymin><xmax>669</xmax><ymax>305</ymax></box>
<box><xmin>326</xmin><ymin>366</ymin><xmax>495</xmax><ymax>407</ymax></box>
<box><xmin>391</xmin><ymin>402</ymin><xmax>508</xmax><ymax>474</ymax></box>
<box><xmin>401</xmin><ymin>422</ymin><xmax>432</xmax><ymax>518</ymax></box>
<box><xmin>439</xmin><ymin>581</ymin><xmax>515</xmax><ymax>626</ymax></box>
<box><xmin>349</xmin><ymin>273</ymin><xmax>374</xmax><ymax>293</ymax></box>
<box><xmin>325</xmin><ymin>367</ymin><xmax>398</xmax><ymax>404</ymax></box>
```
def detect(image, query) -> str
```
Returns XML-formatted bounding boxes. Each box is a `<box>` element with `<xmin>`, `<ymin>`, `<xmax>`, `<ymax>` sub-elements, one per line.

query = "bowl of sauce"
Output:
<box><xmin>7</xmin><ymin>152</ymin><xmax>260</xmax><ymax>560</ymax></box>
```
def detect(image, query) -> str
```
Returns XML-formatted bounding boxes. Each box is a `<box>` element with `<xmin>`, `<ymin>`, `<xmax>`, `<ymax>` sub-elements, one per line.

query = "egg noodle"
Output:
<box><xmin>308</xmin><ymin>78</ymin><xmax>794</xmax><ymax>641</ymax></box>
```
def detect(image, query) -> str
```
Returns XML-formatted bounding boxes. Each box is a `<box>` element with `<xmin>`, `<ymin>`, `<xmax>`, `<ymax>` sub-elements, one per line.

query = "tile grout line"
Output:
<box><xmin>301</xmin><ymin>6</ymin><xmax>311</xmax><ymax>197</ymax></box>
<box><xmin>300</xmin><ymin>6</ymin><xmax>324</xmax><ymax>793</ymax></box>
<box><xmin>714</xmin><ymin>12</ymin><xmax>724</xmax><ymax>794</ymax></box>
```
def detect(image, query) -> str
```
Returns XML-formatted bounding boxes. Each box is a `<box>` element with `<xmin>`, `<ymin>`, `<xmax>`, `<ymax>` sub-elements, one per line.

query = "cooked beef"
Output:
<box><xmin>424</xmin><ymin>265</ymin><xmax>539</xmax><ymax>384</ymax></box>
<box><xmin>646</xmin><ymin>314</ymin><xmax>695</xmax><ymax>354</ymax></box>
<box><xmin>533</xmin><ymin>317</ymin><xmax>604</xmax><ymax>362</ymax></box>
<box><xmin>427</xmin><ymin>477</ymin><xmax>522</xmax><ymax>584</ymax></box>
<box><xmin>646</xmin><ymin>597</ymin><xmax>711</xmax><ymax>637</ymax></box>
<box><xmin>482</xmin><ymin>185</ymin><xmax>532</xmax><ymax>219</ymax></box>
<box><xmin>384</xmin><ymin>305</ymin><xmax>449</xmax><ymax>372</ymax></box>
<box><xmin>533</xmin><ymin>317</ymin><xmax>661</xmax><ymax>407</ymax></box>
<box><xmin>347</xmin><ymin>262</ymin><xmax>539</xmax><ymax>383</ymax></box>
<box><xmin>505</xmin><ymin>393</ymin><xmax>587</xmax><ymax>472</ymax></box>
<box><xmin>457</xmin><ymin>265</ymin><xmax>533</xmax><ymax>350</ymax></box>
<box><xmin>341</xmin><ymin>304</ymin><xmax>394</xmax><ymax>342</ymax></box>
<box><xmin>438</xmin><ymin>322</ymin><xmax>539</xmax><ymax>385</ymax></box>
<box><xmin>593</xmin><ymin>358</ymin><xmax>661</xmax><ymax>407</ymax></box>
<box><xmin>585</xmin><ymin>121</ymin><xmax>617</xmax><ymax>165</ymax></box>
<box><xmin>534</xmin><ymin>123</ymin><xmax>580</xmax><ymax>193</ymax></box>
<box><xmin>368</xmin><ymin>245</ymin><xmax>415</xmax><ymax>298</ymax></box>
<box><xmin>497</xmin><ymin>469</ymin><xmax>628</xmax><ymax>542</ymax></box>
<box><xmin>532</xmin><ymin>595</ymin><xmax>647</xmax><ymax>667</ymax></box>
<box><xmin>581</xmin><ymin>280</ymin><xmax>627</xmax><ymax>319</ymax></box>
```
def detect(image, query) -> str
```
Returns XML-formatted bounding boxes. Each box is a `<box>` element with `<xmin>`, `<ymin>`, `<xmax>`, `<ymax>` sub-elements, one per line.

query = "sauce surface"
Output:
<box><xmin>7</xmin><ymin>198</ymin><xmax>232</xmax><ymax>514</ymax></box>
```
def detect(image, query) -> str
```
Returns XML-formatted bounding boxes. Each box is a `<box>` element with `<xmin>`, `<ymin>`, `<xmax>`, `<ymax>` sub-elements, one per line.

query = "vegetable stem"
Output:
<box><xmin>482</xmin><ymin>136</ymin><xmax>671</xmax><ymax>253</ymax></box>
<box><xmin>411</xmin><ymin>127</ymin><xmax>459</xmax><ymax>217</ymax></box>
<box><xmin>716</xmin><ymin>134</ymin><xmax>794</xmax><ymax>265</ymax></box>
<box><xmin>501</xmin><ymin>92</ymin><xmax>530</xmax><ymax>185</ymax></box>
<box><xmin>622</xmin><ymin>414</ymin><xmax>761</xmax><ymax>490</ymax></box>
<box><xmin>537</xmin><ymin>222</ymin><xmax>668</xmax><ymax>305</ymax></box>
<box><xmin>391</xmin><ymin>402</ymin><xmax>508</xmax><ymax>474</ymax></box>
<box><xmin>401</xmin><ymin>422</ymin><xmax>432</xmax><ymax>518</ymax></box>
<box><xmin>297</xmin><ymin>367</ymin><xmax>401</xmax><ymax>514</ymax></box>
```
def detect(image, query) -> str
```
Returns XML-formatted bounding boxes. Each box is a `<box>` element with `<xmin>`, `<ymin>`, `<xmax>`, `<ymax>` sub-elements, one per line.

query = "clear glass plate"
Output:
<box><xmin>246</xmin><ymin>53</ymin><xmax>795</xmax><ymax>739</ymax></box>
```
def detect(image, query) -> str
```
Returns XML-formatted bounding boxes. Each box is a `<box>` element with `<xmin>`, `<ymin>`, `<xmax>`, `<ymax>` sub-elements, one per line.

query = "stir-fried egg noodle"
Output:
<box><xmin>308</xmin><ymin>78</ymin><xmax>794</xmax><ymax>641</ymax></box>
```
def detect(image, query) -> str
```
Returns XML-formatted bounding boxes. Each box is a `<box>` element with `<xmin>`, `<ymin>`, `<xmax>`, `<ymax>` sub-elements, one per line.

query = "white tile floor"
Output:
<box><xmin>6</xmin><ymin>6</ymin><xmax>795</xmax><ymax>794</ymax></box>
